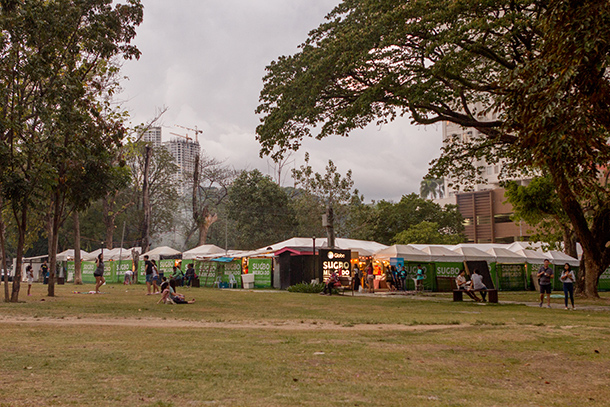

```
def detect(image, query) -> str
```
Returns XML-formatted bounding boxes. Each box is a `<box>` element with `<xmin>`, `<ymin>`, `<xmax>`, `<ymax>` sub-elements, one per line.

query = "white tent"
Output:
<box><xmin>374</xmin><ymin>245</ymin><xmax>431</xmax><ymax>262</ymax></box>
<box><xmin>182</xmin><ymin>244</ymin><xmax>225</xmax><ymax>258</ymax></box>
<box><xmin>507</xmin><ymin>241</ymin><xmax>544</xmax><ymax>252</ymax></box>
<box><xmin>544</xmin><ymin>250</ymin><xmax>580</xmax><ymax>267</ymax></box>
<box><xmin>259</xmin><ymin>237</ymin><xmax>388</xmax><ymax>254</ymax></box>
<box><xmin>486</xmin><ymin>247</ymin><xmax>527</xmax><ymax>264</ymax></box>
<box><xmin>417</xmin><ymin>245</ymin><xmax>464</xmax><ymax>263</ymax></box>
<box><xmin>56</xmin><ymin>249</ymin><xmax>89</xmax><ymax>262</ymax></box>
<box><xmin>83</xmin><ymin>248</ymin><xmax>103</xmax><ymax>261</ymax></box>
<box><xmin>451</xmin><ymin>246</ymin><xmax>495</xmax><ymax>262</ymax></box>
<box><xmin>510</xmin><ymin>248</ymin><xmax>548</xmax><ymax>263</ymax></box>
<box><xmin>141</xmin><ymin>246</ymin><xmax>181</xmax><ymax>260</ymax></box>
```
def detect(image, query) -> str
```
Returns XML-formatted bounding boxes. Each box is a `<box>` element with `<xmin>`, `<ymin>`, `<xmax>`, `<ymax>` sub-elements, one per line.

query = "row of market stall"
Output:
<box><xmin>20</xmin><ymin>238</ymin><xmax>610</xmax><ymax>291</ymax></box>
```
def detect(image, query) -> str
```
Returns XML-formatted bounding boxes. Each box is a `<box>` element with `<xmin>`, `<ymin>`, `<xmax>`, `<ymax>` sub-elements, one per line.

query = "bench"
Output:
<box><xmin>453</xmin><ymin>289</ymin><xmax>498</xmax><ymax>303</ymax></box>
<box><xmin>335</xmin><ymin>276</ymin><xmax>353</xmax><ymax>296</ymax></box>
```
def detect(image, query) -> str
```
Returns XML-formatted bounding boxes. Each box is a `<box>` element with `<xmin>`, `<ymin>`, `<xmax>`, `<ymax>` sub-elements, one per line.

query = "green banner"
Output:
<box><xmin>158</xmin><ymin>259</ymin><xmax>176</xmax><ymax>276</ymax></box>
<box><xmin>111</xmin><ymin>260</ymin><xmax>134</xmax><ymax>283</ymax></box>
<box><xmin>218</xmin><ymin>260</ymin><xmax>242</xmax><ymax>288</ymax></box>
<box><xmin>496</xmin><ymin>263</ymin><xmax>526</xmax><ymax>291</ymax></box>
<box><xmin>81</xmin><ymin>261</ymin><xmax>97</xmax><ymax>284</ymax></box>
<box><xmin>249</xmin><ymin>258</ymin><xmax>272</xmax><ymax>288</ymax></box>
<box><xmin>526</xmin><ymin>262</ymin><xmax>544</xmax><ymax>290</ymax></box>
<box><xmin>405</xmin><ymin>262</ymin><xmax>436</xmax><ymax>291</ymax></box>
<box><xmin>194</xmin><ymin>260</ymin><xmax>218</xmax><ymax>287</ymax></box>
<box><xmin>434</xmin><ymin>262</ymin><xmax>463</xmax><ymax>292</ymax></box>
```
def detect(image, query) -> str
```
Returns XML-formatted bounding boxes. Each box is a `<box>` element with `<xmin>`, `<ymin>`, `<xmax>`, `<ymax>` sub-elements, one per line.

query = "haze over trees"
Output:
<box><xmin>256</xmin><ymin>0</ymin><xmax>610</xmax><ymax>297</ymax></box>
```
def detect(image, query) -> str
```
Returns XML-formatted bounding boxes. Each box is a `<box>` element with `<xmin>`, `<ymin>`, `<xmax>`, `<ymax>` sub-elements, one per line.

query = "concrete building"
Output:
<box><xmin>142</xmin><ymin>126</ymin><xmax>163</xmax><ymax>147</ymax></box>
<box><xmin>164</xmin><ymin>137</ymin><xmax>200</xmax><ymax>195</ymax></box>
<box><xmin>436</xmin><ymin>120</ymin><xmax>532</xmax><ymax>243</ymax></box>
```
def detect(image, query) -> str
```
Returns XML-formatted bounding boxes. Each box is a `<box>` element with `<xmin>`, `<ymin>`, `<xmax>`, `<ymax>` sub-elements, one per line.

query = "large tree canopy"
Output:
<box><xmin>256</xmin><ymin>0</ymin><xmax>610</xmax><ymax>297</ymax></box>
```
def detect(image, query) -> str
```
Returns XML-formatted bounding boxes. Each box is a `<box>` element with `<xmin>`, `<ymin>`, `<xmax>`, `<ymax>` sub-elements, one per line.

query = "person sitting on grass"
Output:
<box><xmin>455</xmin><ymin>270</ymin><xmax>481</xmax><ymax>302</ymax></box>
<box><xmin>157</xmin><ymin>277</ymin><xmax>174</xmax><ymax>305</ymax></box>
<box><xmin>470</xmin><ymin>269</ymin><xmax>488</xmax><ymax>302</ymax></box>
<box><xmin>169</xmin><ymin>278</ymin><xmax>195</xmax><ymax>304</ymax></box>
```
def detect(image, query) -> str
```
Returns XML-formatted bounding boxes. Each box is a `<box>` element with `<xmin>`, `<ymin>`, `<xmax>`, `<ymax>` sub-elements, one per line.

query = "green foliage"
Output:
<box><xmin>393</xmin><ymin>221</ymin><xmax>465</xmax><ymax>245</ymax></box>
<box><xmin>227</xmin><ymin>170</ymin><xmax>297</xmax><ymax>250</ymax></box>
<box><xmin>350</xmin><ymin>193</ymin><xmax>465</xmax><ymax>245</ymax></box>
<box><xmin>255</xmin><ymin>0</ymin><xmax>610</xmax><ymax>295</ymax></box>
<box><xmin>503</xmin><ymin>177</ymin><xmax>576</xmax><ymax>255</ymax></box>
<box><xmin>286</xmin><ymin>282</ymin><xmax>325</xmax><ymax>293</ymax></box>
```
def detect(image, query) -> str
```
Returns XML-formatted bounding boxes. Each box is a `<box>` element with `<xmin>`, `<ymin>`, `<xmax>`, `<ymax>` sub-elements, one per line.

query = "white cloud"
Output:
<box><xmin>120</xmin><ymin>0</ymin><xmax>443</xmax><ymax>203</ymax></box>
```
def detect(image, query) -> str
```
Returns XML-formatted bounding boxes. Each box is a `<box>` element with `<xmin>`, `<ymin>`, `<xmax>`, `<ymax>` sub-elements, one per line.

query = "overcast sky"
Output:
<box><xmin>119</xmin><ymin>0</ymin><xmax>443</xmax><ymax>202</ymax></box>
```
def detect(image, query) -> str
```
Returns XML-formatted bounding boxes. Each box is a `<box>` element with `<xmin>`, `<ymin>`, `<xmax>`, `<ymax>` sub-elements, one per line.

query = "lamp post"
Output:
<box><xmin>312</xmin><ymin>236</ymin><xmax>316</xmax><ymax>282</ymax></box>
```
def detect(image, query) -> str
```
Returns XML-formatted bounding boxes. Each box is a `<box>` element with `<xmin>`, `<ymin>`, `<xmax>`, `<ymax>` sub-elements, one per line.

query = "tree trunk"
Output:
<box><xmin>0</xmin><ymin>197</ymin><xmax>10</xmax><ymax>302</ymax></box>
<box><xmin>583</xmin><ymin>254</ymin><xmax>600</xmax><ymax>298</ymax></box>
<box><xmin>141</xmin><ymin>145</ymin><xmax>152</xmax><ymax>253</ymax></box>
<box><xmin>325</xmin><ymin>205</ymin><xmax>335</xmax><ymax>249</ymax></box>
<box><xmin>73</xmin><ymin>210</ymin><xmax>82</xmax><ymax>285</ymax></box>
<box><xmin>11</xmin><ymin>205</ymin><xmax>27</xmax><ymax>302</ymax></box>
<box><xmin>197</xmin><ymin>213</ymin><xmax>218</xmax><ymax>246</ymax></box>
<box><xmin>102</xmin><ymin>194</ymin><xmax>115</xmax><ymax>250</ymax></box>
<box><xmin>47</xmin><ymin>191</ymin><xmax>63</xmax><ymax>297</ymax></box>
<box><xmin>561</xmin><ymin>226</ymin><xmax>578</xmax><ymax>259</ymax></box>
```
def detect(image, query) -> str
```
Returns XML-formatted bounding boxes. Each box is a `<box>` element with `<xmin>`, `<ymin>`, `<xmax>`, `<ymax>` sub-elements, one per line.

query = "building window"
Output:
<box><xmin>494</xmin><ymin>213</ymin><xmax>513</xmax><ymax>224</ymax></box>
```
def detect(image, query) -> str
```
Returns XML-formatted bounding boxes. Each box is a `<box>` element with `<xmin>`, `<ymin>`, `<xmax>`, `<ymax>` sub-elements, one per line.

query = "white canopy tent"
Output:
<box><xmin>417</xmin><ymin>245</ymin><xmax>464</xmax><ymax>263</ymax></box>
<box><xmin>374</xmin><ymin>245</ymin><xmax>431</xmax><ymax>262</ymax></box>
<box><xmin>510</xmin><ymin>248</ymin><xmax>548</xmax><ymax>263</ymax></box>
<box><xmin>56</xmin><ymin>249</ymin><xmax>89</xmax><ymax>262</ymax></box>
<box><xmin>486</xmin><ymin>247</ymin><xmax>527</xmax><ymax>264</ymax></box>
<box><xmin>258</xmin><ymin>237</ymin><xmax>388</xmax><ymax>254</ymax></box>
<box><xmin>140</xmin><ymin>246</ymin><xmax>181</xmax><ymax>261</ymax></box>
<box><xmin>182</xmin><ymin>244</ymin><xmax>225</xmax><ymax>259</ymax></box>
<box><xmin>83</xmin><ymin>248</ymin><xmax>103</xmax><ymax>261</ymax></box>
<box><xmin>451</xmin><ymin>246</ymin><xmax>495</xmax><ymax>263</ymax></box>
<box><xmin>544</xmin><ymin>250</ymin><xmax>580</xmax><ymax>267</ymax></box>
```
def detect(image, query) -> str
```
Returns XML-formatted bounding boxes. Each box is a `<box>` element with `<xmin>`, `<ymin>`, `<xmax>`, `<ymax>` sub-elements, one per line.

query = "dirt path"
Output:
<box><xmin>0</xmin><ymin>314</ymin><xmax>470</xmax><ymax>332</ymax></box>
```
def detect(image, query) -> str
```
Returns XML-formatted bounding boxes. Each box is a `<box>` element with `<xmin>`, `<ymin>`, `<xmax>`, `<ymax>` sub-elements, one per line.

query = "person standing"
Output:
<box><xmin>560</xmin><ymin>263</ymin><xmax>576</xmax><ymax>310</ymax></box>
<box><xmin>94</xmin><ymin>253</ymin><xmax>105</xmax><ymax>294</ymax></box>
<box><xmin>366</xmin><ymin>263</ymin><xmax>375</xmax><ymax>293</ymax></box>
<box><xmin>416</xmin><ymin>265</ymin><xmax>425</xmax><ymax>292</ymax></box>
<box><xmin>40</xmin><ymin>260</ymin><xmax>49</xmax><ymax>284</ymax></box>
<box><xmin>151</xmin><ymin>259</ymin><xmax>160</xmax><ymax>294</ymax></box>
<box><xmin>537</xmin><ymin>259</ymin><xmax>554</xmax><ymax>308</ymax></box>
<box><xmin>144</xmin><ymin>255</ymin><xmax>154</xmax><ymax>295</ymax></box>
<box><xmin>399</xmin><ymin>266</ymin><xmax>407</xmax><ymax>291</ymax></box>
<box><xmin>26</xmin><ymin>265</ymin><xmax>34</xmax><ymax>296</ymax></box>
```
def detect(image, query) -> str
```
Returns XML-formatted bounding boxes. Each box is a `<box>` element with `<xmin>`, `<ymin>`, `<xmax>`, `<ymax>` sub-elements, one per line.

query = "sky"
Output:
<box><xmin>119</xmin><ymin>0</ymin><xmax>443</xmax><ymax>203</ymax></box>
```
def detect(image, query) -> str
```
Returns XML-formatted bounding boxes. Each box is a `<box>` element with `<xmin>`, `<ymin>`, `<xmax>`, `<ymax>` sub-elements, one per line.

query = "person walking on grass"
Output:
<box><xmin>537</xmin><ymin>259</ymin><xmax>554</xmax><ymax>308</ymax></box>
<box><xmin>560</xmin><ymin>263</ymin><xmax>576</xmax><ymax>310</ymax></box>
<box><xmin>94</xmin><ymin>253</ymin><xmax>105</xmax><ymax>294</ymax></box>
<box><xmin>151</xmin><ymin>259</ymin><xmax>160</xmax><ymax>294</ymax></box>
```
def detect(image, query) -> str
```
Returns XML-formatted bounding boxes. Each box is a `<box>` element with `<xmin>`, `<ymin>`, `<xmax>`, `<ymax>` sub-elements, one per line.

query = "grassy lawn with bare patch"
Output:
<box><xmin>1</xmin><ymin>284</ymin><xmax>609</xmax><ymax>406</ymax></box>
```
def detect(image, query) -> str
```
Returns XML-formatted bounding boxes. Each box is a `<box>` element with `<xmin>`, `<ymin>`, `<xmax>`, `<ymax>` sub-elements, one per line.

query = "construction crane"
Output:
<box><xmin>169</xmin><ymin>132</ymin><xmax>192</xmax><ymax>142</ymax></box>
<box><xmin>175</xmin><ymin>124</ymin><xmax>203</xmax><ymax>143</ymax></box>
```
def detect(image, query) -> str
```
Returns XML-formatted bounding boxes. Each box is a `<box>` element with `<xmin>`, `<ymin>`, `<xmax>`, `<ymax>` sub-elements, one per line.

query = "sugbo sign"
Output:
<box><xmin>319</xmin><ymin>249</ymin><xmax>351</xmax><ymax>279</ymax></box>
<box><xmin>435</xmin><ymin>263</ymin><xmax>463</xmax><ymax>277</ymax></box>
<box><xmin>249</xmin><ymin>258</ymin><xmax>272</xmax><ymax>288</ymax></box>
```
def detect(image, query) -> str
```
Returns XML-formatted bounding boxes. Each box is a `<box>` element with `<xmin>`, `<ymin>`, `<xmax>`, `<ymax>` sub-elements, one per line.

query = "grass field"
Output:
<box><xmin>1</xmin><ymin>284</ymin><xmax>610</xmax><ymax>407</ymax></box>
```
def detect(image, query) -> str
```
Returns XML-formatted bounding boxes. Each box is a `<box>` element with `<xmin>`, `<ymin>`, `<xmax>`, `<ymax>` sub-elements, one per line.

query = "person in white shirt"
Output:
<box><xmin>455</xmin><ymin>270</ymin><xmax>481</xmax><ymax>301</ymax></box>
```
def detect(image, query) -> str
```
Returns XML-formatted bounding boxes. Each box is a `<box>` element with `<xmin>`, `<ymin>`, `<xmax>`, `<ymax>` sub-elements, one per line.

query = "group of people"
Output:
<box><xmin>143</xmin><ymin>256</ymin><xmax>197</xmax><ymax>295</ymax></box>
<box><xmin>538</xmin><ymin>259</ymin><xmax>576</xmax><ymax>310</ymax></box>
<box><xmin>455</xmin><ymin>259</ymin><xmax>577</xmax><ymax>309</ymax></box>
<box><xmin>383</xmin><ymin>264</ymin><xmax>425</xmax><ymax>292</ymax></box>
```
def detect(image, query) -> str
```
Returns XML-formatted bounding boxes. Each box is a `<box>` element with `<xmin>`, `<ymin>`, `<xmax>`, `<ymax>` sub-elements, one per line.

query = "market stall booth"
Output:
<box><xmin>374</xmin><ymin>245</ymin><xmax>432</xmax><ymax>290</ymax></box>
<box><xmin>451</xmin><ymin>245</ymin><xmax>496</xmax><ymax>290</ymax></box>
<box><xmin>510</xmin><ymin>248</ymin><xmax>549</xmax><ymax>291</ymax></box>
<box><xmin>485</xmin><ymin>247</ymin><xmax>527</xmax><ymax>290</ymax></box>
<box><xmin>414</xmin><ymin>245</ymin><xmax>465</xmax><ymax>292</ymax></box>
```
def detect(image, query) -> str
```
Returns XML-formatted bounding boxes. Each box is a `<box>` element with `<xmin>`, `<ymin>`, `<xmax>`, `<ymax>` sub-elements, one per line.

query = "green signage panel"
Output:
<box><xmin>249</xmin><ymin>258</ymin><xmax>272</xmax><ymax>288</ymax></box>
